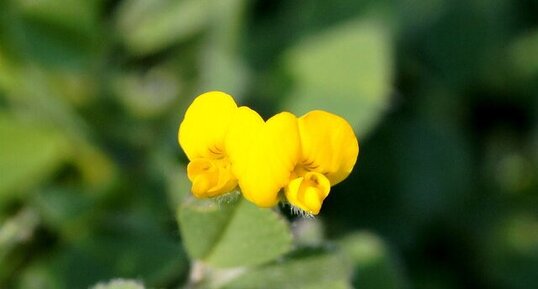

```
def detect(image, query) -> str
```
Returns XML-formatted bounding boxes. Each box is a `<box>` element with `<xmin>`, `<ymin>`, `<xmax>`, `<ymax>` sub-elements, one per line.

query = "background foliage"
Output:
<box><xmin>0</xmin><ymin>0</ymin><xmax>537</xmax><ymax>288</ymax></box>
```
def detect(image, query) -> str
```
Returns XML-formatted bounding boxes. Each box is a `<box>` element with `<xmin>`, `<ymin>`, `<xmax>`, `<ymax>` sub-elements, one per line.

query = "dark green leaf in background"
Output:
<box><xmin>284</xmin><ymin>17</ymin><xmax>393</xmax><ymax>138</ymax></box>
<box><xmin>0</xmin><ymin>114</ymin><xmax>69</xmax><ymax>205</ymax></box>
<box><xmin>112</xmin><ymin>68</ymin><xmax>182</xmax><ymax>119</ymax></box>
<box><xmin>509</xmin><ymin>29</ymin><xmax>538</xmax><ymax>81</ymax></box>
<box><xmin>116</xmin><ymin>0</ymin><xmax>210</xmax><ymax>55</ymax></box>
<box><xmin>18</xmin><ymin>213</ymin><xmax>187</xmax><ymax>289</ymax></box>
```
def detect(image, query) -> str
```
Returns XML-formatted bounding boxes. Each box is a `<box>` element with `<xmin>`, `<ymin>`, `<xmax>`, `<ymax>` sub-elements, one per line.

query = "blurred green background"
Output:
<box><xmin>0</xmin><ymin>0</ymin><xmax>537</xmax><ymax>288</ymax></box>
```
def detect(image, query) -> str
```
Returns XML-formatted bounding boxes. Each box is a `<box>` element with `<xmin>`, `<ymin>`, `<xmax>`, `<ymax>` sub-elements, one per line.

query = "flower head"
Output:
<box><xmin>178</xmin><ymin>92</ymin><xmax>359</xmax><ymax>215</ymax></box>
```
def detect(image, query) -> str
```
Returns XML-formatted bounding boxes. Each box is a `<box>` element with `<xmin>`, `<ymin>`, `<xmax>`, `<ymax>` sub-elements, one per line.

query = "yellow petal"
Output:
<box><xmin>285</xmin><ymin>172</ymin><xmax>331</xmax><ymax>215</ymax></box>
<box><xmin>187</xmin><ymin>158</ymin><xmax>237</xmax><ymax>198</ymax></box>
<box><xmin>226</xmin><ymin>110</ymin><xmax>300</xmax><ymax>207</ymax></box>
<box><xmin>178</xmin><ymin>91</ymin><xmax>238</xmax><ymax>160</ymax></box>
<box><xmin>297</xmin><ymin>110</ymin><xmax>359</xmax><ymax>185</ymax></box>
<box><xmin>224</xmin><ymin>106</ymin><xmax>264</xmax><ymax>173</ymax></box>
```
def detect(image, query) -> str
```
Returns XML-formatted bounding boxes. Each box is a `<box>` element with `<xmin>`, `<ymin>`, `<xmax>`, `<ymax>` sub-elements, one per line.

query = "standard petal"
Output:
<box><xmin>178</xmin><ymin>91</ymin><xmax>238</xmax><ymax>160</ymax></box>
<box><xmin>227</xmin><ymin>110</ymin><xmax>300</xmax><ymax>207</ymax></box>
<box><xmin>298</xmin><ymin>110</ymin><xmax>359</xmax><ymax>185</ymax></box>
<box><xmin>225</xmin><ymin>106</ymin><xmax>264</xmax><ymax>172</ymax></box>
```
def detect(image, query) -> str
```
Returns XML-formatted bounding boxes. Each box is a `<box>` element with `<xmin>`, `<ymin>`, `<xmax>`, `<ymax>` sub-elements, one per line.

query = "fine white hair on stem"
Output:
<box><xmin>289</xmin><ymin>204</ymin><xmax>314</xmax><ymax>218</ymax></box>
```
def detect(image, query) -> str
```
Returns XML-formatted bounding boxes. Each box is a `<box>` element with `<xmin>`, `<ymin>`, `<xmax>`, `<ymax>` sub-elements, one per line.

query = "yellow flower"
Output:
<box><xmin>285</xmin><ymin>110</ymin><xmax>359</xmax><ymax>215</ymax></box>
<box><xmin>225</xmin><ymin>108</ymin><xmax>300</xmax><ymax>207</ymax></box>
<box><xmin>178</xmin><ymin>91</ymin><xmax>358</xmax><ymax>215</ymax></box>
<box><xmin>178</xmin><ymin>91</ymin><xmax>239</xmax><ymax>198</ymax></box>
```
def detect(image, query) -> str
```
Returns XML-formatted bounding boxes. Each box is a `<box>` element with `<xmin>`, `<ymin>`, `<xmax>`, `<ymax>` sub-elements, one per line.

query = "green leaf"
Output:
<box><xmin>303</xmin><ymin>281</ymin><xmax>353</xmax><ymax>289</ymax></box>
<box><xmin>283</xmin><ymin>18</ymin><xmax>393</xmax><ymax>138</ymax></box>
<box><xmin>16</xmin><ymin>260</ymin><xmax>60</xmax><ymax>289</ymax></box>
<box><xmin>198</xmin><ymin>49</ymin><xmax>249</xmax><ymax>99</ymax></box>
<box><xmin>198</xmin><ymin>0</ymin><xmax>249</xmax><ymax>98</ymax></box>
<box><xmin>221</xmin><ymin>250</ymin><xmax>353</xmax><ymax>289</ymax></box>
<box><xmin>177</xmin><ymin>197</ymin><xmax>292</xmax><ymax>268</ymax></box>
<box><xmin>509</xmin><ymin>29</ymin><xmax>538</xmax><ymax>80</ymax></box>
<box><xmin>484</xmin><ymin>213</ymin><xmax>538</xmax><ymax>289</ymax></box>
<box><xmin>42</xmin><ymin>214</ymin><xmax>187</xmax><ymax>289</ymax></box>
<box><xmin>0</xmin><ymin>54</ymin><xmax>116</xmax><ymax>192</ymax></box>
<box><xmin>13</xmin><ymin>0</ymin><xmax>99</xmax><ymax>34</ymax></box>
<box><xmin>90</xmin><ymin>279</ymin><xmax>145</xmax><ymax>289</ymax></box>
<box><xmin>112</xmin><ymin>68</ymin><xmax>181</xmax><ymax>118</ymax></box>
<box><xmin>116</xmin><ymin>0</ymin><xmax>210</xmax><ymax>55</ymax></box>
<box><xmin>31</xmin><ymin>188</ymin><xmax>96</xmax><ymax>240</ymax></box>
<box><xmin>2</xmin><ymin>0</ymin><xmax>100</xmax><ymax>69</ymax></box>
<box><xmin>0</xmin><ymin>114</ymin><xmax>68</xmax><ymax>204</ymax></box>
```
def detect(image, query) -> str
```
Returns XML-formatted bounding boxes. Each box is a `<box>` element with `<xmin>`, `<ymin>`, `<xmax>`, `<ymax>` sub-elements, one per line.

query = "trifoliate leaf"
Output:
<box><xmin>177</xmin><ymin>197</ymin><xmax>292</xmax><ymax>267</ymax></box>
